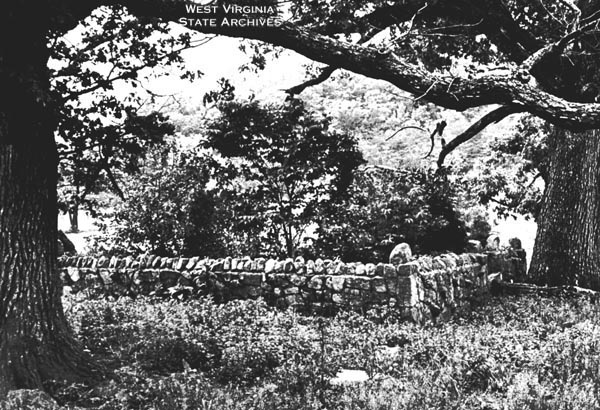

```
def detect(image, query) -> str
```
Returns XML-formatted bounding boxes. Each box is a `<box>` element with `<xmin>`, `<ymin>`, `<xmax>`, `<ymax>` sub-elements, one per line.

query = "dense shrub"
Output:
<box><xmin>316</xmin><ymin>167</ymin><xmax>468</xmax><ymax>262</ymax></box>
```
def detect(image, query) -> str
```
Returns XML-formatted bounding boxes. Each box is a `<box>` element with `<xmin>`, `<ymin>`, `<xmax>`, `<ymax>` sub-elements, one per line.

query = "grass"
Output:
<box><xmin>48</xmin><ymin>293</ymin><xmax>600</xmax><ymax>409</ymax></box>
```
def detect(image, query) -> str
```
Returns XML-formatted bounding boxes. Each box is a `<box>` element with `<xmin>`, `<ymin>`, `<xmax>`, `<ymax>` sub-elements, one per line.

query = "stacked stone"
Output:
<box><xmin>59</xmin><ymin>254</ymin><xmax>211</xmax><ymax>297</ymax></box>
<box><xmin>486</xmin><ymin>238</ymin><xmax>527</xmax><ymax>282</ymax></box>
<box><xmin>410</xmin><ymin>253</ymin><xmax>488</xmax><ymax>320</ymax></box>
<box><xmin>57</xmin><ymin>244</ymin><xmax>523</xmax><ymax>322</ymax></box>
<box><xmin>208</xmin><ymin>256</ymin><xmax>411</xmax><ymax>314</ymax></box>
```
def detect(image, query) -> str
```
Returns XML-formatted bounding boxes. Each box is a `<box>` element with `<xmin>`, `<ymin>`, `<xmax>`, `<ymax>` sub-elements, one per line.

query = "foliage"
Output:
<box><xmin>200</xmin><ymin>95</ymin><xmax>365</xmax><ymax>257</ymax></box>
<box><xmin>92</xmin><ymin>95</ymin><xmax>364</xmax><ymax>258</ymax></box>
<box><xmin>316</xmin><ymin>166</ymin><xmax>467</xmax><ymax>261</ymax></box>
<box><xmin>50</xmin><ymin>5</ymin><xmax>204</xmax><ymax>230</ymax></box>
<box><xmin>91</xmin><ymin>142</ymin><xmax>230</xmax><ymax>257</ymax></box>
<box><xmin>463</xmin><ymin>115</ymin><xmax>550</xmax><ymax>220</ymax></box>
<box><xmin>49</xmin><ymin>293</ymin><xmax>600</xmax><ymax>409</ymax></box>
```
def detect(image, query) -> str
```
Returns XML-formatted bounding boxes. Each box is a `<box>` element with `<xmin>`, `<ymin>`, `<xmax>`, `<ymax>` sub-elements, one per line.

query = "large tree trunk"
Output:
<box><xmin>0</xmin><ymin>4</ymin><xmax>97</xmax><ymax>397</ymax></box>
<box><xmin>529</xmin><ymin>128</ymin><xmax>600</xmax><ymax>289</ymax></box>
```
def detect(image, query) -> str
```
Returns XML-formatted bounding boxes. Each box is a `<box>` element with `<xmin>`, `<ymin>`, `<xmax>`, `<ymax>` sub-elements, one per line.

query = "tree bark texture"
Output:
<box><xmin>529</xmin><ymin>129</ymin><xmax>600</xmax><ymax>289</ymax></box>
<box><xmin>0</xmin><ymin>3</ymin><xmax>97</xmax><ymax>397</ymax></box>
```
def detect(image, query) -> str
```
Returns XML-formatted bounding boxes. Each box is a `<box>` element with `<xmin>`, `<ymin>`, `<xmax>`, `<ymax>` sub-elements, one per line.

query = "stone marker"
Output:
<box><xmin>389</xmin><ymin>243</ymin><xmax>412</xmax><ymax>265</ymax></box>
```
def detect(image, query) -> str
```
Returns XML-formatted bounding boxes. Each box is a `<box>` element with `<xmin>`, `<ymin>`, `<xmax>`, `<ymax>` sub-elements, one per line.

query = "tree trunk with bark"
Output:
<box><xmin>529</xmin><ymin>129</ymin><xmax>600</xmax><ymax>290</ymax></box>
<box><xmin>0</xmin><ymin>4</ymin><xmax>97</xmax><ymax>397</ymax></box>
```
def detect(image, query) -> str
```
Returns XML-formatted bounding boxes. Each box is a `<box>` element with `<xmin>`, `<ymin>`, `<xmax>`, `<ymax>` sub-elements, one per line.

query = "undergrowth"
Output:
<box><xmin>47</xmin><ymin>293</ymin><xmax>600</xmax><ymax>409</ymax></box>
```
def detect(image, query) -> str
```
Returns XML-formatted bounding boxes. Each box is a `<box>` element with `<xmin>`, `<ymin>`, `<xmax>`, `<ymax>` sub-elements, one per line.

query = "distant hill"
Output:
<box><xmin>301</xmin><ymin>72</ymin><xmax>522</xmax><ymax>172</ymax></box>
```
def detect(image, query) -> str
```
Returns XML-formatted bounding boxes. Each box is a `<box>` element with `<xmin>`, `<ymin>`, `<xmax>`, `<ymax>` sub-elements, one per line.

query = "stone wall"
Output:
<box><xmin>59</xmin><ymin>246</ymin><xmax>527</xmax><ymax>322</ymax></box>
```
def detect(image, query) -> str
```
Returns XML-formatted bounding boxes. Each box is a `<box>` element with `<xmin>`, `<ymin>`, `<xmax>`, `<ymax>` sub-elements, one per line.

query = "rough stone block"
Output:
<box><xmin>325</xmin><ymin>276</ymin><xmax>345</xmax><ymax>292</ymax></box>
<box><xmin>345</xmin><ymin>263</ymin><xmax>356</xmax><ymax>275</ymax></box>
<box><xmin>306</xmin><ymin>259</ymin><xmax>315</xmax><ymax>274</ymax></box>
<box><xmin>355</xmin><ymin>263</ymin><xmax>366</xmax><ymax>276</ymax></box>
<box><xmin>186</xmin><ymin>257</ymin><xmax>199</xmax><ymax>270</ymax></box>
<box><xmin>432</xmin><ymin>257</ymin><xmax>446</xmax><ymax>270</ymax></box>
<box><xmin>285</xmin><ymin>294</ymin><xmax>303</xmax><ymax>306</ymax></box>
<box><xmin>441</xmin><ymin>254</ymin><xmax>457</xmax><ymax>269</ymax></box>
<box><xmin>211</xmin><ymin>260</ymin><xmax>224</xmax><ymax>272</ymax></box>
<box><xmin>175</xmin><ymin>258</ymin><xmax>188</xmax><ymax>271</ymax></box>
<box><xmin>343</xmin><ymin>288</ymin><xmax>361</xmax><ymax>296</ymax></box>
<box><xmin>241</xmin><ymin>272</ymin><xmax>263</xmax><ymax>286</ymax></box>
<box><xmin>345</xmin><ymin>276</ymin><xmax>371</xmax><ymax>290</ymax></box>
<box><xmin>332</xmin><ymin>293</ymin><xmax>344</xmax><ymax>304</ymax></box>
<box><xmin>383</xmin><ymin>264</ymin><xmax>396</xmax><ymax>278</ymax></box>
<box><xmin>365</xmin><ymin>263</ymin><xmax>376</xmax><ymax>276</ymax></box>
<box><xmin>386</xmin><ymin>278</ymin><xmax>398</xmax><ymax>294</ymax></box>
<box><xmin>334</xmin><ymin>262</ymin><xmax>347</xmax><ymax>275</ymax></box>
<box><xmin>284</xmin><ymin>258</ymin><xmax>295</xmax><ymax>273</ymax></box>
<box><xmin>308</xmin><ymin>276</ymin><xmax>324</xmax><ymax>290</ymax></box>
<box><xmin>397</xmin><ymin>261</ymin><xmax>419</xmax><ymax>277</ymax></box>
<box><xmin>158</xmin><ymin>269</ymin><xmax>180</xmax><ymax>287</ymax></box>
<box><xmin>475</xmin><ymin>253</ymin><xmax>487</xmax><ymax>265</ymax></box>
<box><xmin>248</xmin><ymin>286</ymin><xmax>261</xmax><ymax>298</ymax></box>
<box><xmin>314</xmin><ymin>259</ymin><xmax>325</xmax><ymax>273</ymax></box>
<box><xmin>273</xmin><ymin>260</ymin><xmax>284</xmax><ymax>273</ymax></box>
<box><xmin>270</xmin><ymin>273</ymin><xmax>289</xmax><ymax>287</ymax></box>
<box><xmin>290</xmin><ymin>274</ymin><xmax>307</xmax><ymax>286</ymax></box>
<box><xmin>255</xmin><ymin>258</ymin><xmax>266</xmax><ymax>271</ymax></box>
<box><xmin>284</xmin><ymin>286</ymin><xmax>300</xmax><ymax>295</ymax></box>
<box><xmin>372</xmin><ymin>278</ymin><xmax>387</xmax><ymax>293</ymax></box>
<box><xmin>109</xmin><ymin>256</ymin><xmax>119</xmax><ymax>269</ymax></box>
<box><xmin>418</xmin><ymin>256</ymin><xmax>433</xmax><ymax>271</ymax></box>
<box><xmin>265</xmin><ymin>259</ymin><xmax>276</xmax><ymax>274</ymax></box>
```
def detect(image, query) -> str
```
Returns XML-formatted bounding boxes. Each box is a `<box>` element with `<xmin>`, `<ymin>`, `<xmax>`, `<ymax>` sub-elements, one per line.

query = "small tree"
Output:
<box><xmin>203</xmin><ymin>96</ymin><xmax>365</xmax><ymax>257</ymax></box>
<box><xmin>94</xmin><ymin>143</ymin><xmax>230</xmax><ymax>257</ymax></box>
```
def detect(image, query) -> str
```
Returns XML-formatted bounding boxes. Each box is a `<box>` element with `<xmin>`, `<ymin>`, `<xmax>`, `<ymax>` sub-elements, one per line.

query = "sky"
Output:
<box><xmin>143</xmin><ymin>33</ymin><xmax>312</xmax><ymax>108</ymax></box>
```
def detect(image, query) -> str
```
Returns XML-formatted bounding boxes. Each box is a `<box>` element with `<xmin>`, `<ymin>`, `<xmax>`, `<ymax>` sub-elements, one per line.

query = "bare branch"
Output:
<box><xmin>385</xmin><ymin>126</ymin><xmax>427</xmax><ymax>141</ymax></box>
<box><xmin>437</xmin><ymin>105</ymin><xmax>525</xmax><ymax>167</ymax></box>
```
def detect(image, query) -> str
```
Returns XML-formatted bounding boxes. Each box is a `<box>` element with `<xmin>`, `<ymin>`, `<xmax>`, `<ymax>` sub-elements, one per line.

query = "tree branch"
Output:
<box><xmin>437</xmin><ymin>105</ymin><xmax>525</xmax><ymax>167</ymax></box>
<box><xmin>385</xmin><ymin>126</ymin><xmax>427</xmax><ymax>141</ymax></box>
<box><xmin>523</xmin><ymin>16</ymin><xmax>600</xmax><ymax>73</ymax></box>
<box><xmin>56</xmin><ymin>1</ymin><xmax>600</xmax><ymax>132</ymax></box>
<box><xmin>284</xmin><ymin>66</ymin><xmax>337</xmax><ymax>95</ymax></box>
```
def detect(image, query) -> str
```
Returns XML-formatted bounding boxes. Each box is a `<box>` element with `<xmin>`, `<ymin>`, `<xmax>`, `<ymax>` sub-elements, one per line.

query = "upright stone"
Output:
<box><xmin>389</xmin><ymin>243</ymin><xmax>412</xmax><ymax>265</ymax></box>
<box><xmin>486</xmin><ymin>234</ymin><xmax>501</xmax><ymax>250</ymax></box>
<box><xmin>314</xmin><ymin>258</ymin><xmax>325</xmax><ymax>274</ymax></box>
<box><xmin>256</xmin><ymin>257</ymin><xmax>266</xmax><ymax>271</ymax></box>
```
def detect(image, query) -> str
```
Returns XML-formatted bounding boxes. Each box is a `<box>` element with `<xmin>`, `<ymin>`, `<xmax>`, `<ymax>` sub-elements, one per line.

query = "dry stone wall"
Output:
<box><xmin>58</xmin><ymin>248</ymin><xmax>526</xmax><ymax>322</ymax></box>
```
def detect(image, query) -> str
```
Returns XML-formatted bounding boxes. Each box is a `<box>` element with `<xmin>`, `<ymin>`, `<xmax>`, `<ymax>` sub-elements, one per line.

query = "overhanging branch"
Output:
<box><xmin>437</xmin><ymin>105</ymin><xmax>525</xmax><ymax>167</ymax></box>
<box><xmin>58</xmin><ymin>1</ymin><xmax>600</xmax><ymax>132</ymax></box>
